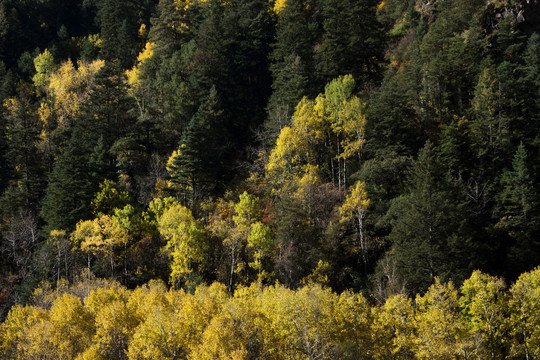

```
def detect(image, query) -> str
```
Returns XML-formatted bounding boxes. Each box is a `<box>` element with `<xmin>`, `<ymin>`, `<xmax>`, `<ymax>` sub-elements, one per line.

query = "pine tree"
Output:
<box><xmin>316</xmin><ymin>0</ymin><xmax>385</xmax><ymax>87</ymax></box>
<box><xmin>41</xmin><ymin>142</ymin><xmax>95</xmax><ymax>232</ymax></box>
<box><xmin>266</xmin><ymin>0</ymin><xmax>320</xmax><ymax>139</ymax></box>
<box><xmin>168</xmin><ymin>87</ymin><xmax>226</xmax><ymax>201</ymax></box>
<box><xmin>41</xmin><ymin>62</ymin><xmax>135</xmax><ymax>232</ymax></box>
<box><xmin>498</xmin><ymin>143</ymin><xmax>540</xmax><ymax>277</ymax></box>
<box><xmin>97</xmin><ymin>0</ymin><xmax>139</xmax><ymax>67</ymax></box>
<box><xmin>148</xmin><ymin>0</ymin><xmax>200</xmax><ymax>57</ymax></box>
<box><xmin>519</xmin><ymin>33</ymin><xmax>540</xmax><ymax>148</ymax></box>
<box><xmin>385</xmin><ymin>142</ymin><xmax>473</xmax><ymax>293</ymax></box>
<box><xmin>0</xmin><ymin>84</ymin><xmax>45</xmax><ymax>214</ymax></box>
<box><xmin>78</xmin><ymin>61</ymin><xmax>136</xmax><ymax>149</ymax></box>
<box><xmin>192</xmin><ymin>0</ymin><xmax>274</xmax><ymax>146</ymax></box>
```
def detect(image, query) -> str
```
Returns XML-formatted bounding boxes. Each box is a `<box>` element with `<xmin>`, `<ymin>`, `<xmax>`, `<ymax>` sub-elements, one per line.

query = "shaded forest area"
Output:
<box><xmin>0</xmin><ymin>0</ymin><xmax>539</xmax><ymax>356</ymax></box>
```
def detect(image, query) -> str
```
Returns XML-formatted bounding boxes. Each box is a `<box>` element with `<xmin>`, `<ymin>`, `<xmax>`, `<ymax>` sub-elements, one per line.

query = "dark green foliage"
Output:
<box><xmin>40</xmin><ymin>140</ymin><xmax>96</xmax><ymax>233</ymax></box>
<box><xmin>376</xmin><ymin>0</ymin><xmax>416</xmax><ymax>33</ymax></box>
<box><xmin>0</xmin><ymin>0</ymin><xmax>97</xmax><ymax>69</ymax></box>
<box><xmin>266</xmin><ymin>0</ymin><xmax>320</xmax><ymax>139</ymax></box>
<box><xmin>272</xmin><ymin>194</ymin><xmax>321</xmax><ymax>287</ymax></box>
<box><xmin>356</xmin><ymin>153</ymin><xmax>412</xmax><ymax>236</ymax></box>
<box><xmin>0</xmin><ymin>114</ymin><xmax>9</xmax><ymax>196</ymax></box>
<box><xmin>97</xmin><ymin>0</ymin><xmax>140</xmax><ymax>66</ymax></box>
<box><xmin>0</xmin><ymin>83</ymin><xmax>45</xmax><ymax>215</ymax></box>
<box><xmin>41</xmin><ymin>62</ymin><xmax>136</xmax><ymax>232</ymax></box>
<box><xmin>519</xmin><ymin>33</ymin><xmax>540</xmax><ymax>148</ymax></box>
<box><xmin>366</xmin><ymin>64</ymin><xmax>425</xmax><ymax>156</ymax></box>
<box><xmin>138</xmin><ymin>45</ymin><xmax>197</xmax><ymax>153</ymax></box>
<box><xmin>148</xmin><ymin>0</ymin><xmax>200</xmax><ymax>56</ymax></box>
<box><xmin>193</xmin><ymin>0</ymin><xmax>274</xmax><ymax>140</ymax></box>
<box><xmin>168</xmin><ymin>86</ymin><xmax>227</xmax><ymax>199</ymax></box>
<box><xmin>316</xmin><ymin>0</ymin><xmax>385</xmax><ymax>87</ymax></box>
<box><xmin>79</xmin><ymin>61</ymin><xmax>136</xmax><ymax>148</ymax></box>
<box><xmin>497</xmin><ymin>144</ymin><xmax>540</xmax><ymax>277</ymax></box>
<box><xmin>385</xmin><ymin>142</ymin><xmax>473</xmax><ymax>293</ymax></box>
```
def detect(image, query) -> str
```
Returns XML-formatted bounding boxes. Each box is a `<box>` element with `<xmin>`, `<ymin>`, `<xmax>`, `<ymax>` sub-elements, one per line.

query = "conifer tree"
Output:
<box><xmin>385</xmin><ymin>142</ymin><xmax>473</xmax><ymax>293</ymax></box>
<box><xmin>41</xmin><ymin>62</ymin><xmax>135</xmax><ymax>232</ymax></box>
<box><xmin>97</xmin><ymin>0</ymin><xmax>139</xmax><ymax>67</ymax></box>
<box><xmin>168</xmin><ymin>86</ymin><xmax>227</xmax><ymax>200</ymax></box>
<box><xmin>0</xmin><ymin>84</ymin><xmax>45</xmax><ymax>214</ymax></box>
<box><xmin>266</xmin><ymin>0</ymin><xmax>320</xmax><ymax>139</ymax></box>
<box><xmin>498</xmin><ymin>143</ymin><xmax>540</xmax><ymax>276</ymax></box>
<box><xmin>316</xmin><ymin>0</ymin><xmax>385</xmax><ymax>87</ymax></box>
<box><xmin>190</xmin><ymin>0</ymin><xmax>274</xmax><ymax>150</ymax></box>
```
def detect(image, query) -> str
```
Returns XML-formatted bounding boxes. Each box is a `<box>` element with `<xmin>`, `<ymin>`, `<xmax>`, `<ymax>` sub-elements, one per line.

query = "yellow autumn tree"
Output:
<box><xmin>273</xmin><ymin>0</ymin><xmax>287</xmax><ymax>14</ymax></box>
<box><xmin>71</xmin><ymin>215</ymin><xmax>129</xmax><ymax>277</ymax></box>
<box><xmin>247</xmin><ymin>221</ymin><xmax>273</xmax><ymax>281</ymax></box>
<box><xmin>37</xmin><ymin>59</ymin><xmax>104</xmax><ymax>158</ymax></box>
<box><xmin>157</xmin><ymin>204</ymin><xmax>208</xmax><ymax>287</ymax></box>
<box><xmin>371</xmin><ymin>294</ymin><xmax>416</xmax><ymax>359</ymax></box>
<box><xmin>266</xmin><ymin>75</ymin><xmax>367</xmax><ymax>195</ymax></box>
<box><xmin>339</xmin><ymin>180</ymin><xmax>370</xmax><ymax>265</ymax></box>
<box><xmin>125</xmin><ymin>42</ymin><xmax>155</xmax><ymax>119</ymax></box>
<box><xmin>0</xmin><ymin>305</ymin><xmax>49</xmax><ymax>359</ymax></box>
<box><xmin>189</xmin><ymin>309</ymin><xmax>249</xmax><ymax>360</ymax></box>
<box><xmin>323</xmin><ymin>75</ymin><xmax>366</xmax><ymax>189</ymax></box>
<box><xmin>47</xmin><ymin>59</ymin><xmax>105</xmax><ymax>127</ymax></box>
<box><xmin>415</xmin><ymin>278</ymin><xmax>473</xmax><ymax>359</ymax></box>
<box><xmin>127</xmin><ymin>282</ymin><xmax>189</xmax><ymax>360</ymax></box>
<box><xmin>177</xmin><ymin>282</ymin><xmax>228</xmax><ymax>354</ymax></box>
<box><xmin>81</xmin><ymin>287</ymin><xmax>139</xmax><ymax>360</ymax></box>
<box><xmin>47</xmin><ymin>293</ymin><xmax>95</xmax><ymax>360</ymax></box>
<box><xmin>459</xmin><ymin>270</ymin><xmax>507</xmax><ymax>360</ymax></box>
<box><xmin>508</xmin><ymin>267</ymin><xmax>540</xmax><ymax>360</ymax></box>
<box><xmin>266</xmin><ymin>126</ymin><xmax>304</xmax><ymax>191</ymax></box>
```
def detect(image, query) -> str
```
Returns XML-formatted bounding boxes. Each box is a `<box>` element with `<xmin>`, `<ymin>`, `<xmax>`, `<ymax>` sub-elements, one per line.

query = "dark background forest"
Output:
<box><xmin>0</xmin><ymin>0</ymin><xmax>539</xmax><ymax>336</ymax></box>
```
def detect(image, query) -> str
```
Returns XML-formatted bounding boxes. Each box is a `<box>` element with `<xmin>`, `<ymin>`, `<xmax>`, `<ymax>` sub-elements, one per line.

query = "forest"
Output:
<box><xmin>0</xmin><ymin>0</ymin><xmax>539</xmax><ymax>358</ymax></box>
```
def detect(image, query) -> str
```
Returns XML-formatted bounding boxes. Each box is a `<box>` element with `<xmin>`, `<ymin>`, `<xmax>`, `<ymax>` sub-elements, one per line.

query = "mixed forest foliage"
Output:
<box><xmin>0</xmin><ymin>0</ymin><xmax>539</xmax><ymax>356</ymax></box>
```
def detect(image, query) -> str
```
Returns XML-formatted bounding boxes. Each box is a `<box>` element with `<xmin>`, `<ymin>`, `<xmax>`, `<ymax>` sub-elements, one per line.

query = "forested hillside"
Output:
<box><xmin>0</xmin><ymin>0</ymin><xmax>539</xmax><ymax>357</ymax></box>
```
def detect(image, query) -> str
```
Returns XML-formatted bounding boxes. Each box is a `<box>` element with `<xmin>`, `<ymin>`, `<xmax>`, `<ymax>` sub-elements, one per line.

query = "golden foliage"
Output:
<box><xmin>273</xmin><ymin>0</ymin><xmax>287</xmax><ymax>14</ymax></box>
<box><xmin>1</xmin><ymin>270</ymin><xmax>540</xmax><ymax>359</ymax></box>
<box><xmin>46</xmin><ymin>59</ymin><xmax>105</xmax><ymax>127</ymax></box>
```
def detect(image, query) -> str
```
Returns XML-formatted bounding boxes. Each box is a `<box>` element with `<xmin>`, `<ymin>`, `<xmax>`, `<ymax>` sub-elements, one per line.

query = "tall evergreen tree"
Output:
<box><xmin>316</xmin><ymin>0</ymin><xmax>385</xmax><ymax>87</ymax></box>
<box><xmin>385</xmin><ymin>142</ymin><xmax>473</xmax><ymax>293</ymax></box>
<box><xmin>188</xmin><ymin>0</ymin><xmax>274</xmax><ymax>175</ymax></box>
<box><xmin>519</xmin><ymin>33</ymin><xmax>540</xmax><ymax>149</ymax></box>
<box><xmin>168</xmin><ymin>86</ymin><xmax>227</xmax><ymax>200</ymax></box>
<box><xmin>78</xmin><ymin>61</ymin><xmax>136</xmax><ymax>148</ymax></box>
<box><xmin>497</xmin><ymin>143</ymin><xmax>540</xmax><ymax>277</ymax></box>
<box><xmin>148</xmin><ymin>0</ymin><xmax>202</xmax><ymax>56</ymax></box>
<box><xmin>97</xmin><ymin>0</ymin><xmax>139</xmax><ymax>67</ymax></box>
<box><xmin>266</xmin><ymin>0</ymin><xmax>321</xmax><ymax>139</ymax></box>
<box><xmin>40</xmin><ymin>140</ymin><xmax>95</xmax><ymax>232</ymax></box>
<box><xmin>0</xmin><ymin>83</ymin><xmax>45</xmax><ymax>214</ymax></box>
<box><xmin>41</xmin><ymin>62</ymin><xmax>135</xmax><ymax>232</ymax></box>
<box><xmin>0</xmin><ymin>116</ymin><xmax>8</xmax><ymax>197</ymax></box>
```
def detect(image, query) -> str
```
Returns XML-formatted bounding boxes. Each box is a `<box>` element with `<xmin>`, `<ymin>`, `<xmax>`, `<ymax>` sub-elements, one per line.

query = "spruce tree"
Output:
<box><xmin>41</xmin><ymin>62</ymin><xmax>135</xmax><ymax>232</ymax></box>
<box><xmin>385</xmin><ymin>142</ymin><xmax>473</xmax><ymax>293</ymax></box>
<box><xmin>498</xmin><ymin>143</ymin><xmax>540</xmax><ymax>277</ymax></box>
<box><xmin>186</xmin><ymin>0</ymin><xmax>274</xmax><ymax>178</ymax></box>
<box><xmin>40</xmin><ymin>140</ymin><xmax>94</xmax><ymax>232</ymax></box>
<box><xmin>0</xmin><ymin>83</ymin><xmax>45</xmax><ymax>214</ymax></box>
<box><xmin>316</xmin><ymin>0</ymin><xmax>385</xmax><ymax>87</ymax></box>
<box><xmin>266</xmin><ymin>0</ymin><xmax>320</xmax><ymax>139</ymax></box>
<box><xmin>97</xmin><ymin>0</ymin><xmax>139</xmax><ymax>67</ymax></box>
<box><xmin>169</xmin><ymin>86</ymin><xmax>227</xmax><ymax>200</ymax></box>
